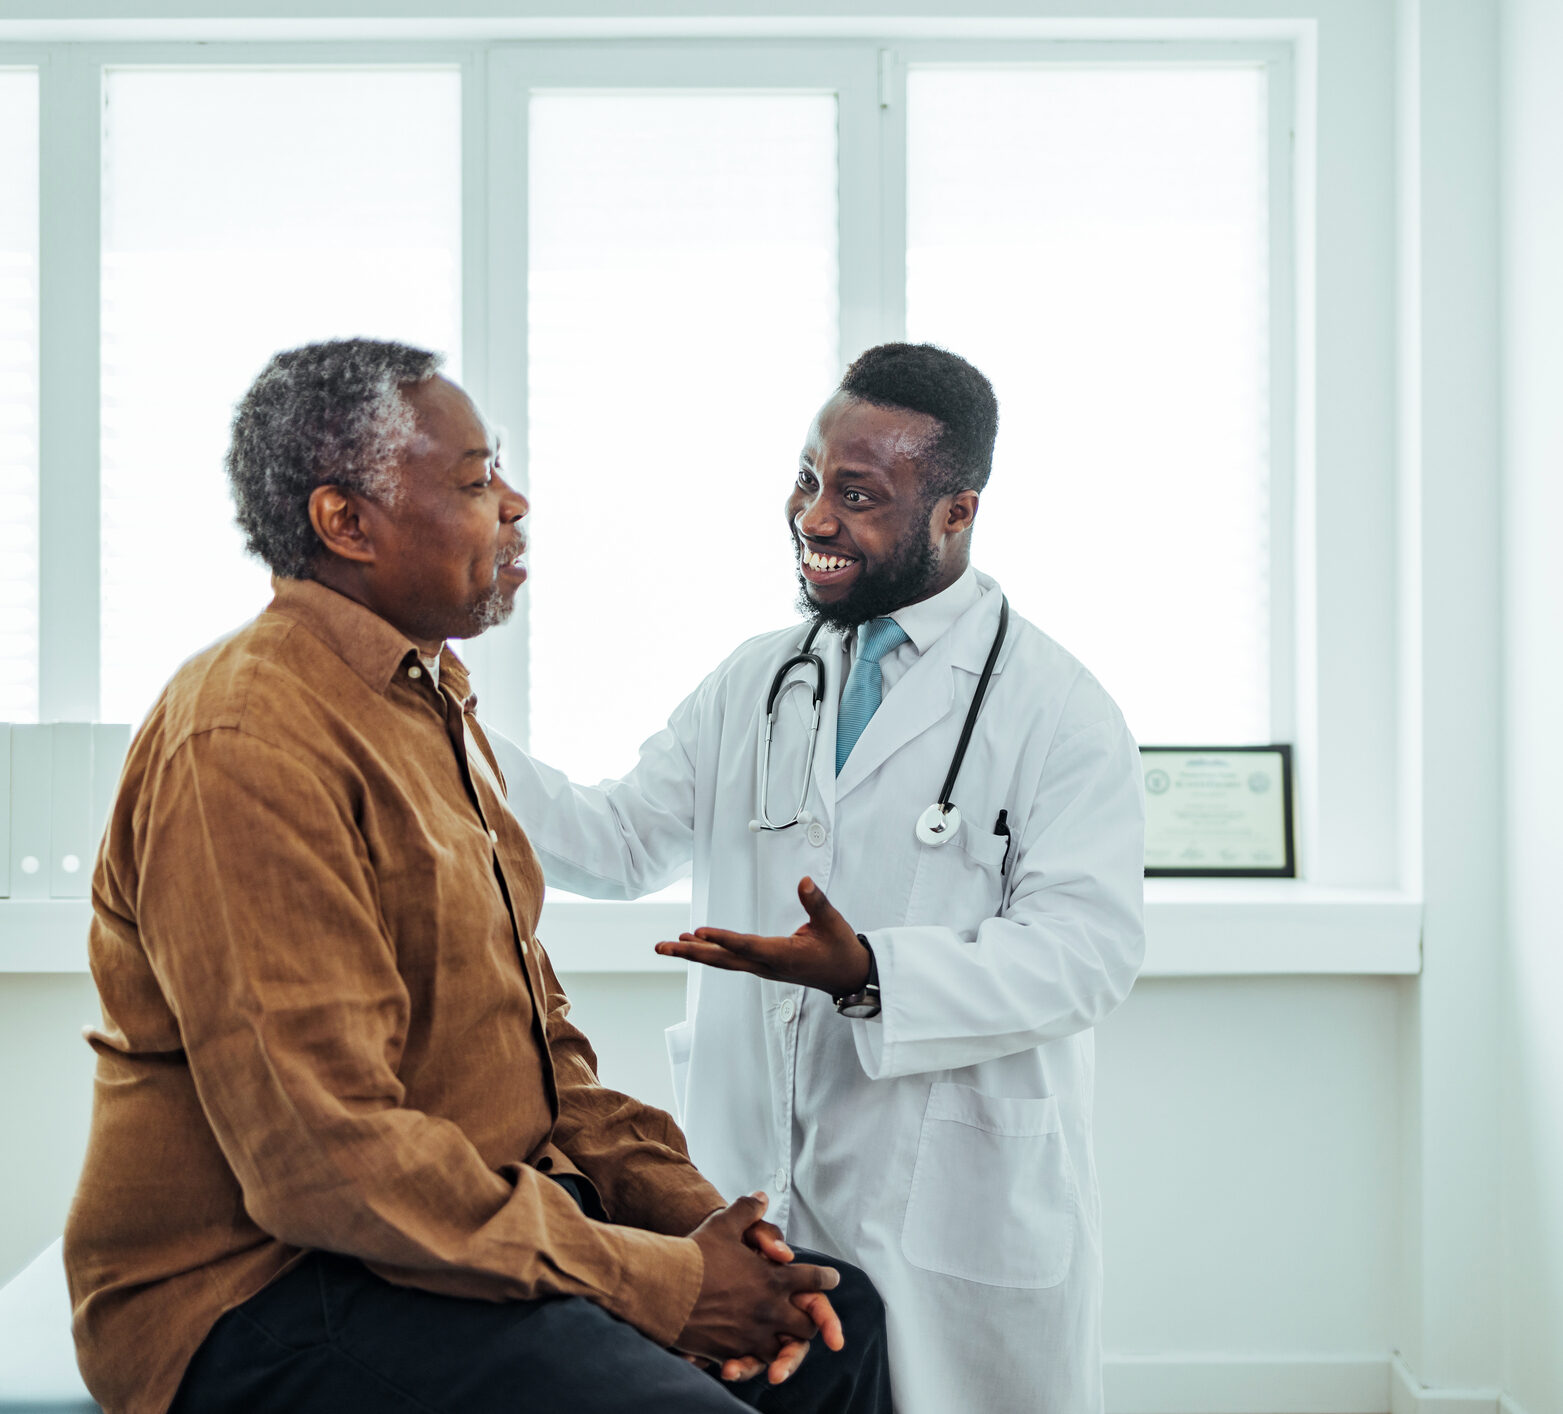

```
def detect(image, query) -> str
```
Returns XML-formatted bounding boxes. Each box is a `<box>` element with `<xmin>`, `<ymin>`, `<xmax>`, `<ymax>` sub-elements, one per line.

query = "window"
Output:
<box><xmin>99</xmin><ymin>65</ymin><xmax>462</xmax><ymax>726</ymax></box>
<box><xmin>906</xmin><ymin>64</ymin><xmax>1273</xmax><ymax>744</ymax></box>
<box><xmin>527</xmin><ymin>90</ymin><xmax>838</xmax><ymax>782</ymax></box>
<box><xmin>0</xmin><ymin>69</ymin><xmax>38</xmax><ymax>724</ymax></box>
<box><xmin>11</xmin><ymin>38</ymin><xmax>1294</xmax><ymax>816</ymax></box>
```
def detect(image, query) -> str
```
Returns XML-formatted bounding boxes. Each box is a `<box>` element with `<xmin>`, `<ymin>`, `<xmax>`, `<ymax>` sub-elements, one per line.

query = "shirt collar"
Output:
<box><xmin>885</xmin><ymin>563</ymin><xmax>982</xmax><ymax>656</ymax></box>
<box><xmin>265</xmin><ymin>576</ymin><xmax>473</xmax><ymax>704</ymax></box>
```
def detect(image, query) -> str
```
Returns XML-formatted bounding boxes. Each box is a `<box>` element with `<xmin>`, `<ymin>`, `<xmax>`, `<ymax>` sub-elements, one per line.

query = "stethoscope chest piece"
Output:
<box><xmin>915</xmin><ymin>802</ymin><xmax>961</xmax><ymax>848</ymax></box>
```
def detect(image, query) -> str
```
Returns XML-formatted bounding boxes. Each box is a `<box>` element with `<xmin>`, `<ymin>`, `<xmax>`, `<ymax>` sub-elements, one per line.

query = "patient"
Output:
<box><xmin>63</xmin><ymin>339</ymin><xmax>890</xmax><ymax>1414</ymax></box>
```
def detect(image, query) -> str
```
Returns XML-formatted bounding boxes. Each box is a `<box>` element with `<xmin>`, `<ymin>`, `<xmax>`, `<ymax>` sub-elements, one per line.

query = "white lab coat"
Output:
<box><xmin>488</xmin><ymin>573</ymin><xmax>1145</xmax><ymax>1414</ymax></box>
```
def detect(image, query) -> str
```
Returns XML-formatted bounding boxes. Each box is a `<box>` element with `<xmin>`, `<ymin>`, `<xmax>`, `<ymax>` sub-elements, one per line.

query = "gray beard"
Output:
<box><xmin>453</xmin><ymin>582</ymin><xmax>517</xmax><ymax>640</ymax></box>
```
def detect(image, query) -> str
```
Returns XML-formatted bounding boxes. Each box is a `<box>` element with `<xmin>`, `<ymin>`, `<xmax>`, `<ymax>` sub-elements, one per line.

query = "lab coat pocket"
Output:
<box><xmin>905</xmin><ymin>824</ymin><xmax>1008</xmax><ymax>925</ymax></box>
<box><xmin>901</xmin><ymin>1082</ymin><xmax>1076</xmax><ymax>1288</ymax></box>
<box><xmin>665</xmin><ymin>1019</ymin><xmax>695</xmax><ymax>1125</ymax></box>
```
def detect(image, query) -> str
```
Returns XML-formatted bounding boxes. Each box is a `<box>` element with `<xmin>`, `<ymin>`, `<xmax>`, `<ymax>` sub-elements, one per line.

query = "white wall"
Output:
<box><xmin>1499</xmin><ymin>2</ymin><xmax>1563</xmax><ymax>1408</ymax></box>
<box><xmin>1097</xmin><ymin>978</ymin><xmax>1403</xmax><ymax>1360</ymax></box>
<box><xmin>565</xmin><ymin>972</ymin><xmax>1412</xmax><ymax>1373</ymax></box>
<box><xmin>0</xmin><ymin>967</ymin><xmax>1410</xmax><ymax>1390</ymax></box>
<box><xmin>0</xmin><ymin>975</ymin><xmax>100</xmax><ymax>1282</ymax></box>
<box><xmin>567</xmin><ymin>972</ymin><xmax>1408</xmax><ymax>1363</ymax></box>
<box><xmin>1395</xmin><ymin>0</ymin><xmax>1506</xmax><ymax>1396</ymax></box>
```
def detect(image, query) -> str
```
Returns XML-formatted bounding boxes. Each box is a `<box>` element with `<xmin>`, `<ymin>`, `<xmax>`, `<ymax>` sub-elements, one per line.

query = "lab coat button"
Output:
<box><xmin>779</xmin><ymin>997</ymin><xmax>796</xmax><ymax>1023</ymax></box>
<box><xmin>773</xmin><ymin>1168</ymin><xmax>789</xmax><ymax>1192</ymax></box>
<box><xmin>488</xmin><ymin>829</ymin><xmax>499</xmax><ymax>844</ymax></box>
<box><xmin>806</xmin><ymin>820</ymin><xmax>827</xmax><ymax>847</ymax></box>
<box><xmin>406</xmin><ymin>664</ymin><xmax>423</xmax><ymax>679</ymax></box>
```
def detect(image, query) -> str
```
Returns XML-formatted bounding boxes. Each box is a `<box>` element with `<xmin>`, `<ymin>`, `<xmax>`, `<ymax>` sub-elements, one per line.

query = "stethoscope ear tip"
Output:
<box><xmin>748</xmin><ymin>819</ymin><xmax>765</xmax><ymax>833</ymax></box>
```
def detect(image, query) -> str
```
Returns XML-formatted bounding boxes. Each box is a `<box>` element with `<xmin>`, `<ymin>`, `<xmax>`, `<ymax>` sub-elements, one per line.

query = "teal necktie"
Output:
<box><xmin>836</xmin><ymin>617</ymin><xmax>910</xmax><ymax>774</ymax></box>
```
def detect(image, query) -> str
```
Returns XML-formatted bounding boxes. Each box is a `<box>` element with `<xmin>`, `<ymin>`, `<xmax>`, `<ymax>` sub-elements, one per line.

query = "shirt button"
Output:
<box><xmin>779</xmin><ymin>997</ymin><xmax>796</xmax><ymax>1023</ymax></box>
<box><xmin>806</xmin><ymin>820</ymin><xmax>827</xmax><ymax>847</ymax></box>
<box><xmin>406</xmin><ymin>664</ymin><xmax>423</xmax><ymax>679</ymax></box>
<box><xmin>773</xmin><ymin>1168</ymin><xmax>789</xmax><ymax>1193</ymax></box>
<box><xmin>488</xmin><ymin>829</ymin><xmax>499</xmax><ymax>844</ymax></box>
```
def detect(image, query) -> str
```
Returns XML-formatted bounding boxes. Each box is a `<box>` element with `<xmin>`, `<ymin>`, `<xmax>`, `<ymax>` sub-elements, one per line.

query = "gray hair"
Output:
<box><xmin>227</xmin><ymin>338</ymin><xmax>445</xmax><ymax>579</ymax></box>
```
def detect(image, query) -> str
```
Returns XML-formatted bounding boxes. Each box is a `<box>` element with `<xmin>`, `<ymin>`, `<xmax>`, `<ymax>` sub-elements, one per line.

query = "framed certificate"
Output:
<box><xmin>1140</xmin><ymin>745</ymin><xmax>1295</xmax><ymax>878</ymax></box>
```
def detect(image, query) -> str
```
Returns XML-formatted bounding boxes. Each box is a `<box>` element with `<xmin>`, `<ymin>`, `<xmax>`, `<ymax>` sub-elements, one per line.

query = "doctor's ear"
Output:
<box><xmin>308</xmin><ymin>484</ymin><xmax>377</xmax><ymax>565</ymax></box>
<box><xmin>938</xmin><ymin>490</ymin><xmax>979</xmax><ymax>537</ymax></box>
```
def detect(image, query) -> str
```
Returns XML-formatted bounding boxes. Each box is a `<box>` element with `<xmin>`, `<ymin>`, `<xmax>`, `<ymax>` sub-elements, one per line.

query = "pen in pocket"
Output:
<box><xmin>993</xmin><ymin>809</ymin><xmax>1012</xmax><ymax>876</ymax></box>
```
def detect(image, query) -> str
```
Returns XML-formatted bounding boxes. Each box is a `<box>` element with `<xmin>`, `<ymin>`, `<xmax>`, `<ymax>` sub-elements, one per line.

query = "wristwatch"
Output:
<box><xmin>833</xmin><ymin>936</ymin><xmax>881</xmax><ymax>1019</ymax></box>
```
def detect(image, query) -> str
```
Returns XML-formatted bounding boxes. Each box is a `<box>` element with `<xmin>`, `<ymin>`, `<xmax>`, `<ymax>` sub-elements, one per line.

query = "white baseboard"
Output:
<box><xmin>1102</xmin><ymin>1355</ymin><xmax>1527</xmax><ymax>1414</ymax></box>
<box><xmin>1389</xmin><ymin>1354</ymin><xmax>1501</xmax><ymax>1414</ymax></box>
<box><xmin>1104</xmin><ymin>1355</ymin><xmax>1391</xmax><ymax>1413</ymax></box>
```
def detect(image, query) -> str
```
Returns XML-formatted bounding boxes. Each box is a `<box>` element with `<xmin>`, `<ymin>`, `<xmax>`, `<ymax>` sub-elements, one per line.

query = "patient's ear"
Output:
<box><xmin>308</xmin><ymin>485</ymin><xmax>376</xmax><ymax>565</ymax></box>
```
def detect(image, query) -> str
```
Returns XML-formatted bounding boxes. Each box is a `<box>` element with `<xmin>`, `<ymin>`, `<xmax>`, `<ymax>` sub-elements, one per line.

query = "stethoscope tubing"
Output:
<box><xmin>753</xmin><ymin>595</ymin><xmax>1010</xmax><ymax>836</ymax></box>
<box><xmin>934</xmin><ymin>595</ymin><xmax>1009</xmax><ymax>812</ymax></box>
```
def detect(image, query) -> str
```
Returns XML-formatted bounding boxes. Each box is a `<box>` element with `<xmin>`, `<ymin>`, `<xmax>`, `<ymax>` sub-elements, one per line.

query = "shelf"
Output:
<box><xmin>0</xmin><ymin>884</ymin><xmax>1422</xmax><ymax>977</ymax></box>
<box><xmin>1138</xmin><ymin>879</ymin><xmax>1422</xmax><ymax>976</ymax></box>
<box><xmin>531</xmin><ymin>884</ymin><xmax>1423</xmax><ymax>977</ymax></box>
<box><xmin>0</xmin><ymin>900</ymin><xmax>93</xmax><ymax>972</ymax></box>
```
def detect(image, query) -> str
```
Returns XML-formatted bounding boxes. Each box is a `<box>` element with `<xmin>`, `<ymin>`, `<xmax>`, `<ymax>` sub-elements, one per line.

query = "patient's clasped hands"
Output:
<box><xmin>679</xmin><ymin>1193</ymin><xmax>844</xmax><ymax>1386</ymax></box>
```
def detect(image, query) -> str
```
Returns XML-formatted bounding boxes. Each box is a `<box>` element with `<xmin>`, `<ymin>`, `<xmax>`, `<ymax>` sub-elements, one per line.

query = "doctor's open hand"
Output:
<box><xmin>656</xmin><ymin>877</ymin><xmax>870</xmax><ymax>996</ymax></box>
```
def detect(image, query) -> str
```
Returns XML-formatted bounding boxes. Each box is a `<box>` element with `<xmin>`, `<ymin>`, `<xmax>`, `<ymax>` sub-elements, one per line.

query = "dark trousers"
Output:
<box><xmin>170</xmin><ymin>1245</ymin><xmax>891</xmax><ymax>1414</ymax></box>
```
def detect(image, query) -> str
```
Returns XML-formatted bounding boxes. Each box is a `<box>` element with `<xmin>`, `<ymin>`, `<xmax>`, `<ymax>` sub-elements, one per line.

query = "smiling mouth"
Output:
<box><xmin>496</xmin><ymin>541</ymin><xmax>528</xmax><ymax>578</ymax></box>
<box><xmin>800</xmin><ymin>547</ymin><xmax>857</xmax><ymax>573</ymax></box>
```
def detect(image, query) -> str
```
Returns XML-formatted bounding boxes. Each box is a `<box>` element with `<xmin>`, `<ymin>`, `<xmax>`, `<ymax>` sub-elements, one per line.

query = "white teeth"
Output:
<box><xmin>805</xmin><ymin>550</ymin><xmax>853</xmax><ymax>572</ymax></box>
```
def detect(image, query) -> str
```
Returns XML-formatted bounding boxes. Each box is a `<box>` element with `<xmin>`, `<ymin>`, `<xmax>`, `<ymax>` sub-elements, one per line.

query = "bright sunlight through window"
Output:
<box><xmin>527</xmin><ymin>92</ymin><xmax>839</xmax><ymax>783</ymax></box>
<box><xmin>0</xmin><ymin>70</ymin><xmax>39</xmax><ymax>723</ymax></box>
<box><xmin>907</xmin><ymin>65</ymin><xmax>1273</xmax><ymax>745</ymax></box>
<box><xmin>100</xmin><ymin>66</ymin><xmax>462</xmax><ymax>726</ymax></box>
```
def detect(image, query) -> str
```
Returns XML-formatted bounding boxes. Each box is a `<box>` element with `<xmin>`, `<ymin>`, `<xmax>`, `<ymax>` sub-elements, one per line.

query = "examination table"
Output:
<box><xmin>0</xmin><ymin>1241</ymin><xmax>99</xmax><ymax>1412</ymax></box>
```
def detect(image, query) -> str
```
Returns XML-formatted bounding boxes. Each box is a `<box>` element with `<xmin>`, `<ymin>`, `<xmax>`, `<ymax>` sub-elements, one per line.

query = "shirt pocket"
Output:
<box><xmin>901</xmin><ymin>1082</ymin><xmax>1076</xmax><ymax>1289</ymax></box>
<box><xmin>904</xmin><ymin>821</ymin><xmax>1008</xmax><ymax>925</ymax></box>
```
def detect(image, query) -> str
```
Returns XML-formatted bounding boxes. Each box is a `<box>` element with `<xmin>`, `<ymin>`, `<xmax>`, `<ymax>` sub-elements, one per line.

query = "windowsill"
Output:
<box><xmin>0</xmin><ymin>882</ymin><xmax>1423</xmax><ymax>977</ymax></box>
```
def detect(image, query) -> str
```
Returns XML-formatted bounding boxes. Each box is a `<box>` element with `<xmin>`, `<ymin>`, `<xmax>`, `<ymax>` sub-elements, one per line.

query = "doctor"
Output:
<box><xmin>489</xmin><ymin>343</ymin><xmax>1145</xmax><ymax>1412</ymax></box>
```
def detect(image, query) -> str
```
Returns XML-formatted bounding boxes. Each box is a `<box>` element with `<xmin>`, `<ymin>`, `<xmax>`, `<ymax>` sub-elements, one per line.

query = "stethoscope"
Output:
<box><xmin>748</xmin><ymin>596</ymin><xmax>1010</xmax><ymax>847</ymax></box>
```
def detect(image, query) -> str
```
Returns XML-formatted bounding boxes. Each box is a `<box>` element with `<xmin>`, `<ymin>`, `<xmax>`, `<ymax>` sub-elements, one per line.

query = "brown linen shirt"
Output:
<box><xmin>64</xmin><ymin>577</ymin><xmax>725</xmax><ymax>1414</ymax></box>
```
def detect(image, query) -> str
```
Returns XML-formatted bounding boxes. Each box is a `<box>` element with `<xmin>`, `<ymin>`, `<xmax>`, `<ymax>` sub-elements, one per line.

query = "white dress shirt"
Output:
<box><xmin>840</xmin><ymin>562</ymin><xmax>984</xmax><ymax>700</ymax></box>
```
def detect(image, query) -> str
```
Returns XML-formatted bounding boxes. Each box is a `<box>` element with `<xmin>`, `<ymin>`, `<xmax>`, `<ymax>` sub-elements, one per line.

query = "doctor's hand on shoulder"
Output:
<box><xmin>656</xmin><ymin>877</ymin><xmax>870</xmax><ymax>996</ymax></box>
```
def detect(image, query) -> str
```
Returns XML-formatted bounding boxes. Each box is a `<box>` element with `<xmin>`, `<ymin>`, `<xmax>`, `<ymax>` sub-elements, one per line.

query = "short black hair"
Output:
<box><xmin>838</xmin><ymin>342</ymin><xmax>998</xmax><ymax>499</ymax></box>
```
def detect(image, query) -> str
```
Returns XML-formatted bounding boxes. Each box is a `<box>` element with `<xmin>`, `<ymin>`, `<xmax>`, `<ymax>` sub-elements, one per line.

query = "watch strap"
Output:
<box><xmin>833</xmin><ymin>936</ymin><xmax>881</xmax><ymax>1018</ymax></box>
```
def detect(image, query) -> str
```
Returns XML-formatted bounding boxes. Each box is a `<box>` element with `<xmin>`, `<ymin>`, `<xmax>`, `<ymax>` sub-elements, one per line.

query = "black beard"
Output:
<box><xmin>794</xmin><ymin>522</ymin><xmax>940</xmax><ymax>629</ymax></box>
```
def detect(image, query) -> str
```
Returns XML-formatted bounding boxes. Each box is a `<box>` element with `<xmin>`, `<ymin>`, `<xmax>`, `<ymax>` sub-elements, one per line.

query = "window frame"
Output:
<box><xmin>0</xmin><ymin>61</ymin><xmax>43</xmax><ymax>726</ymax></box>
<box><xmin>31</xmin><ymin>40</ymin><xmax>491</xmax><ymax>729</ymax></box>
<box><xmin>882</xmin><ymin>40</ymin><xmax>1297</xmax><ymax>758</ymax></box>
<box><xmin>1</xmin><ymin>31</ymin><xmax>1403</xmax><ymax>944</ymax></box>
<box><xmin>468</xmin><ymin>41</ymin><xmax>886</xmax><ymax>747</ymax></box>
